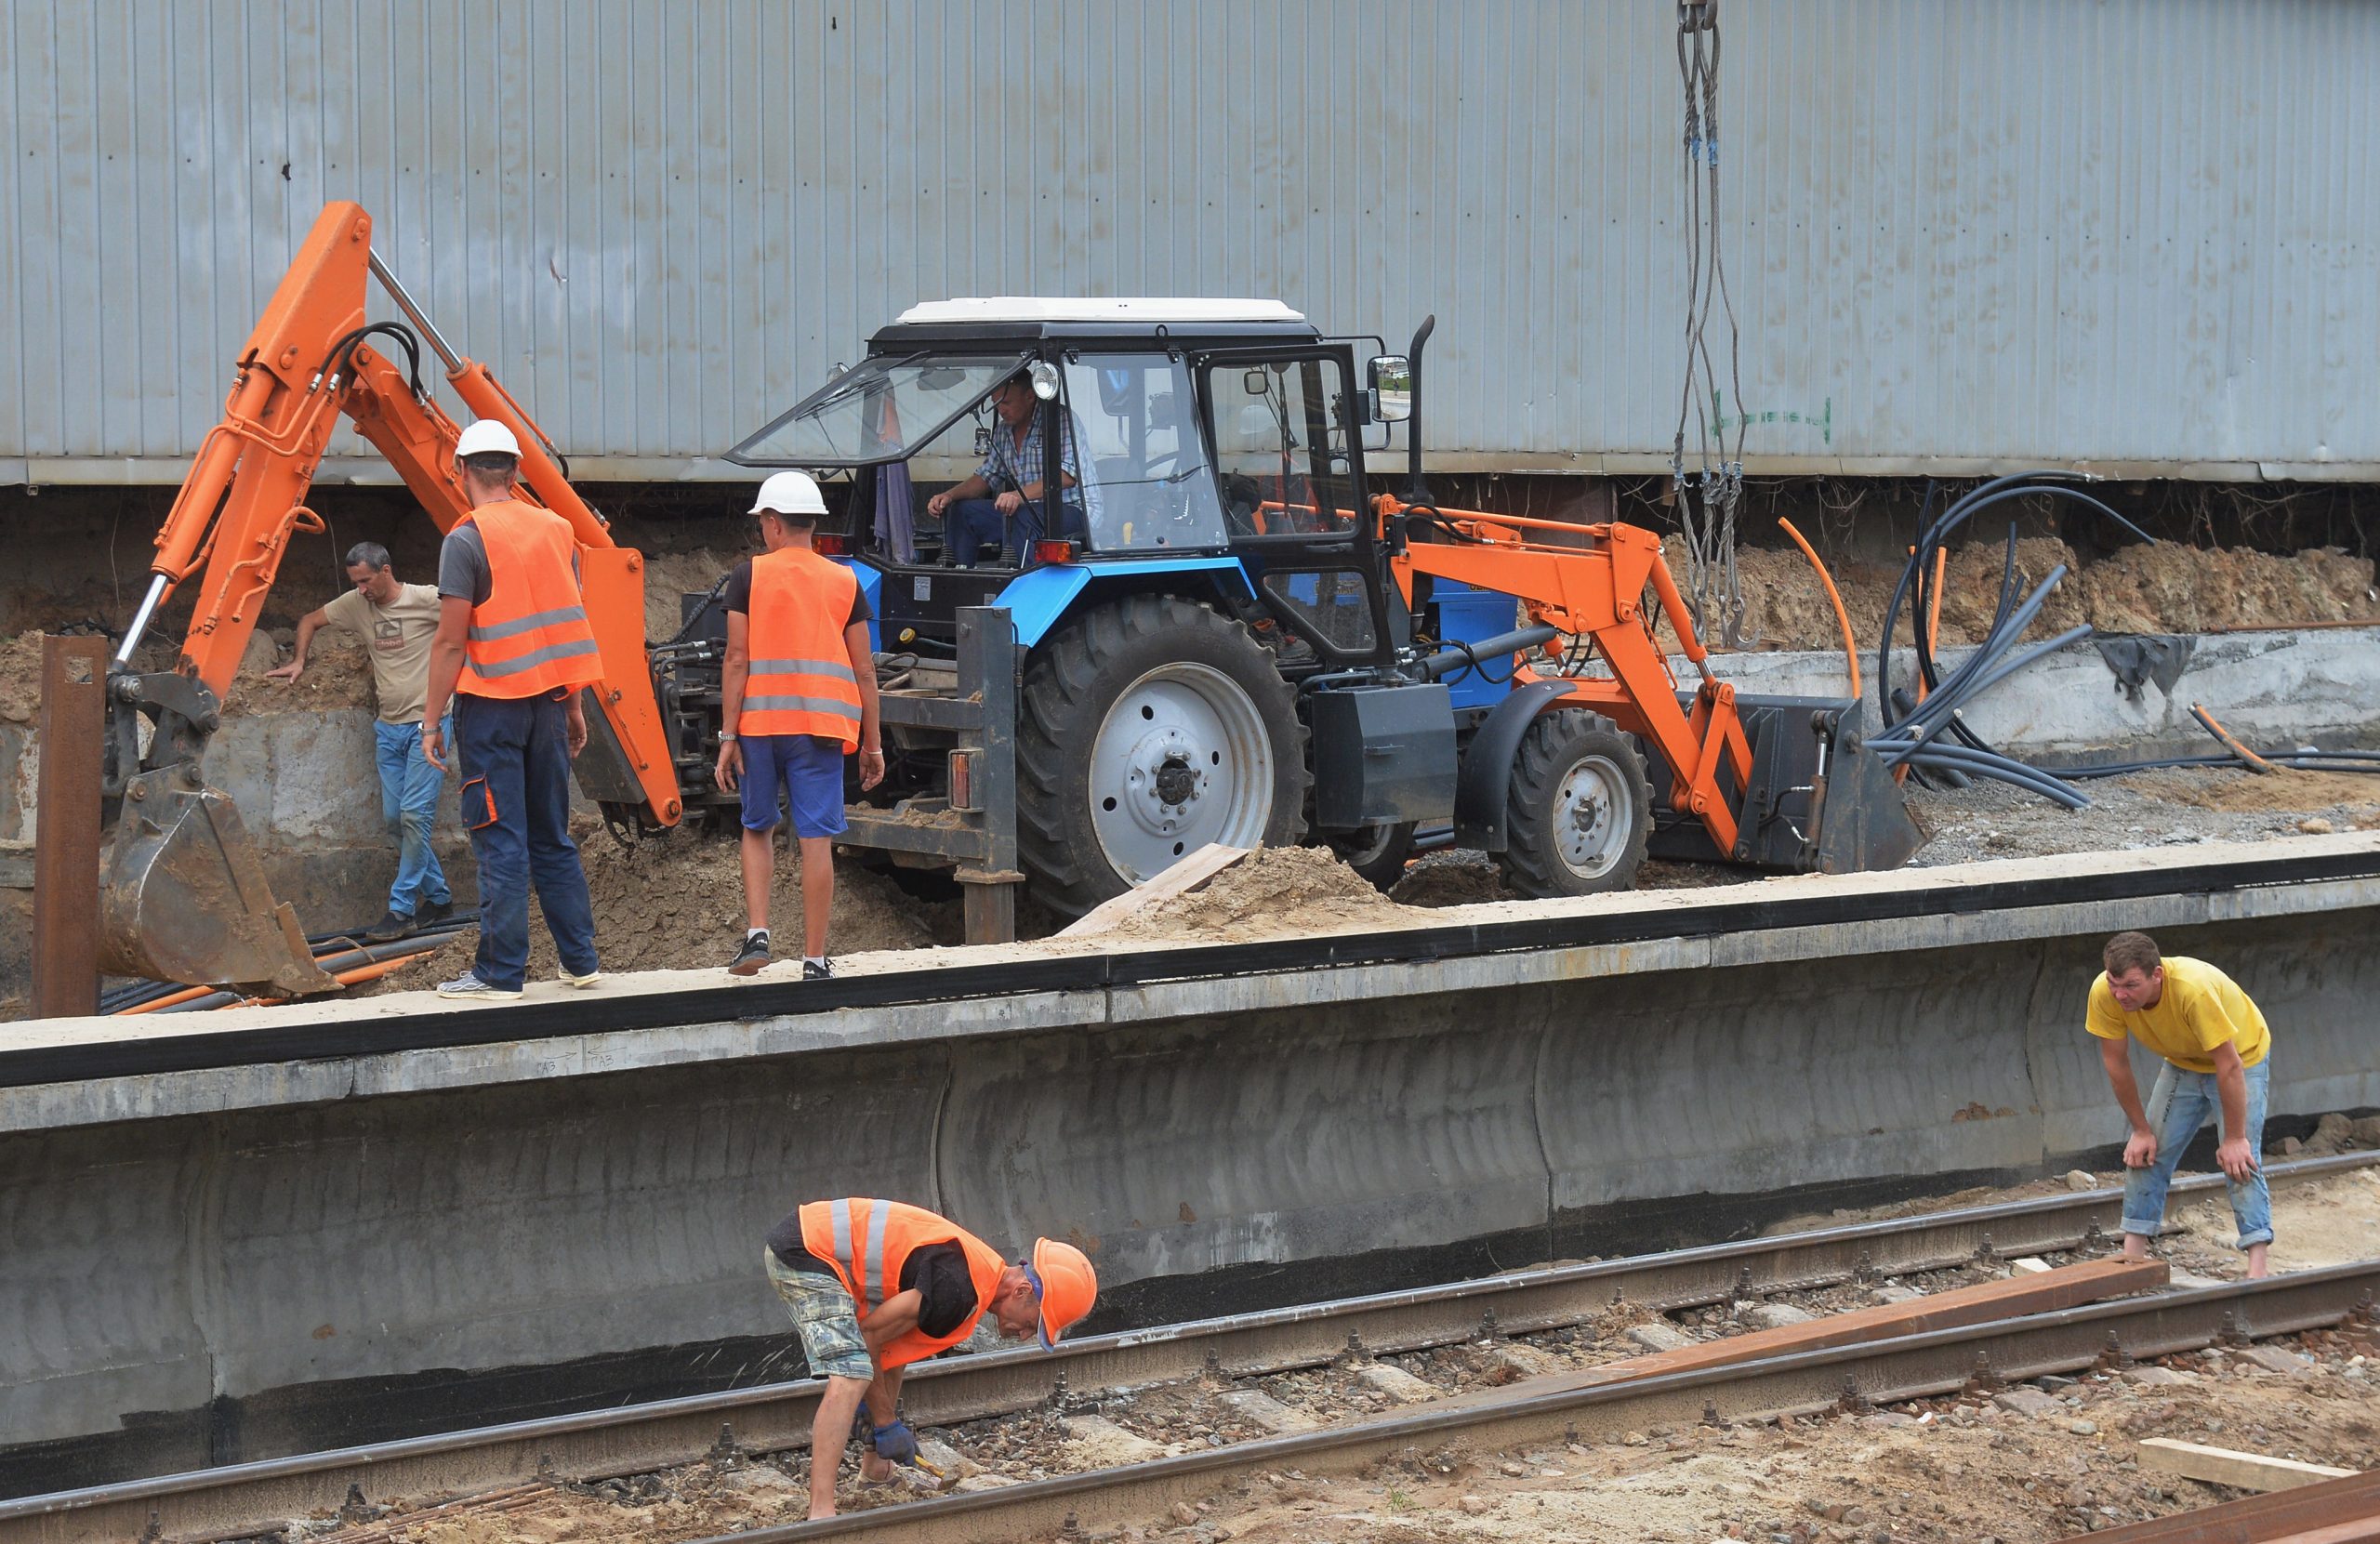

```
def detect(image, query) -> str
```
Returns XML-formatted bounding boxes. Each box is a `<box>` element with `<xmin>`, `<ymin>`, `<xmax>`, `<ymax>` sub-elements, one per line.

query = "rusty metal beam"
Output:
<box><xmin>1511</xmin><ymin>1257</ymin><xmax>2166</xmax><ymax>1398</ymax></box>
<box><xmin>31</xmin><ymin>637</ymin><xmax>107</xmax><ymax>1019</ymax></box>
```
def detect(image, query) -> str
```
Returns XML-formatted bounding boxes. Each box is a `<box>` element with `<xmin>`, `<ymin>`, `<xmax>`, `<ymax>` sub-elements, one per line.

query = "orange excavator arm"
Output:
<box><xmin>101</xmin><ymin>200</ymin><xmax>682</xmax><ymax>995</ymax></box>
<box><xmin>118</xmin><ymin>199</ymin><xmax>681</xmax><ymax>825</ymax></box>
<box><xmin>1379</xmin><ymin>495</ymin><xmax>1757</xmax><ymax>859</ymax></box>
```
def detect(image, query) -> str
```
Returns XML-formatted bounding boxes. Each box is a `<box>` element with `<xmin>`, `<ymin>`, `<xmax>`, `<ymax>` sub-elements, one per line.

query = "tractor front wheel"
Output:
<box><xmin>1496</xmin><ymin>708</ymin><xmax>1652</xmax><ymax>899</ymax></box>
<box><xmin>1017</xmin><ymin>595</ymin><xmax>1310</xmax><ymax>917</ymax></box>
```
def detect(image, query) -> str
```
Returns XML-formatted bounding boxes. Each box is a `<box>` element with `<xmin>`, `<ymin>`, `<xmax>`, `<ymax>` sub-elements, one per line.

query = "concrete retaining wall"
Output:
<box><xmin>3</xmin><ymin>843</ymin><xmax>2373</xmax><ymax>1487</ymax></box>
<box><xmin>1693</xmin><ymin>627</ymin><xmax>2380</xmax><ymax>759</ymax></box>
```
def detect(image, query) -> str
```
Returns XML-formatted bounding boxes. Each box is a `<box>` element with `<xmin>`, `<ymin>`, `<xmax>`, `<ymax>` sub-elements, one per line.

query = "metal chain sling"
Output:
<box><xmin>1671</xmin><ymin>0</ymin><xmax>1752</xmax><ymax>648</ymax></box>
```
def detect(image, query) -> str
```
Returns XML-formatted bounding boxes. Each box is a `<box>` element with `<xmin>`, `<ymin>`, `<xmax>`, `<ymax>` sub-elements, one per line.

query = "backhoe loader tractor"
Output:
<box><xmin>100</xmin><ymin>201</ymin><xmax>1921</xmax><ymax>992</ymax></box>
<box><xmin>729</xmin><ymin>301</ymin><xmax>1925</xmax><ymax>917</ymax></box>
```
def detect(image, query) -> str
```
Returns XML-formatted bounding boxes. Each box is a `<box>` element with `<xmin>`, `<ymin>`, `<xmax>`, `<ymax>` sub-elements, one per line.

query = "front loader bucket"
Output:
<box><xmin>1641</xmin><ymin>694</ymin><xmax>1926</xmax><ymax>874</ymax></box>
<box><xmin>1810</xmin><ymin>730</ymin><xmax>1927</xmax><ymax>875</ymax></box>
<box><xmin>98</xmin><ymin>769</ymin><xmax>340</xmax><ymax>996</ymax></box>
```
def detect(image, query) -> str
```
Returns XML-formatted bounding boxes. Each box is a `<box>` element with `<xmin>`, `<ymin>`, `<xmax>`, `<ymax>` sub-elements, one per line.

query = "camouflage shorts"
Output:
<box><xmin>766</xmin><ymin>1247</ymin><xmax>873</xmax><ymax>1381</ymax></box>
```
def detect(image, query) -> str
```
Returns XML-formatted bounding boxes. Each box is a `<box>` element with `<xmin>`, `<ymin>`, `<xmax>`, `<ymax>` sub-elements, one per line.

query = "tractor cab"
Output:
<box><xmin>727</xmin><ymin>298</ymin><xmax>1408</xmax><ymax>670</ymax></box>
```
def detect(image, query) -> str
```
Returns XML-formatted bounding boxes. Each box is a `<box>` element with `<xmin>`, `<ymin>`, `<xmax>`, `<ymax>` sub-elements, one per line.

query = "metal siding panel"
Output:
<box><xmin>7</xmin><ymin>0</ymin><xmax>2379</xmax><ymax>477</ymax></box>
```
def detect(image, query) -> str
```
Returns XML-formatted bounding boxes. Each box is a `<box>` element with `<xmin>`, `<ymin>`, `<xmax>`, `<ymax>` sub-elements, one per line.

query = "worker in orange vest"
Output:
<box><xmin>420</xmin><ymin>419</ymin><xmax>606</xmax><ymax>999</ymax></box>
<box><xmin>714</xmin><ymin>471</ymin><xmax>885</xmax><ymax>978</ymax></box>
<box><xmin>765</xmin><ymin>1197</ymin><xmax>1098</xmax><ymax>1519</ymax></box>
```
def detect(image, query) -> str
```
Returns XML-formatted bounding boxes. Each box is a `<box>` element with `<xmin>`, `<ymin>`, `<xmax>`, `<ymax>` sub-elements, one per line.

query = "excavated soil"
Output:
<box><xmin>1108</xmin><ymin>845</ymin><xmax>1405</xmax><ymax>943</ymax></box>
<box><xmin>2126</xmin><ymin>766</ymin><xmax>2380</xmax><ymax>814</ymax></box>
<box><xmin>1653</xmin><ymin>534</ymin><xmax>2379</xmax><ymax>654</ymax></box>
<box><xmin>374</xmin><ymin>822</ymin><xmax>939</xmax><ymax>988</ymax></box>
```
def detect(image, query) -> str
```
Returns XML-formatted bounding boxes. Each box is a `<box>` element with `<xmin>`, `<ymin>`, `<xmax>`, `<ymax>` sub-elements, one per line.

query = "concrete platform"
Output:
<box><xmin>2</xmin><ymin>834</ymin><xmax>2375</xmax><ymax>1492</ymax></box>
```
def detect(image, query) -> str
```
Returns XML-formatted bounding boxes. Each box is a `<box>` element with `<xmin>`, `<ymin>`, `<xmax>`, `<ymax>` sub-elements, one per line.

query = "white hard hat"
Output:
<box><xmin>456</xmin><ymin>419</ymin><xmax>522</xmax><ymax>461</ymax></box>
<box><xmin>750</xmin><ymin>470</ymin><xmax>828</xmax><ymax>518</ymax></box>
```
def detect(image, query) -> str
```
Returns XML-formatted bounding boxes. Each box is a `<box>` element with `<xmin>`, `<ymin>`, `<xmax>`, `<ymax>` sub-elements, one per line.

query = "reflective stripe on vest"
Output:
<box><xmin>797</xmin><ymin>1198</ymin><xmax>1012</xmax><ymax>1369</ymax></box>
<box><xmin>460</xmin><ymin>501</ymin><xmax>605</xmax><ymax>699</ymax></box>
<box><xmin>738</xmin><ymin>548</ymin><xmax>864</xmax><ymax>747</ymax></box>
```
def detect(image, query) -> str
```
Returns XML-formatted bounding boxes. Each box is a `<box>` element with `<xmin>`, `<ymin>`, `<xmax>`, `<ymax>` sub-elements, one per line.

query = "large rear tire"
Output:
<box><xmin>1017</xmin><ymin>595</ymin><xmax>1310</xmax><ymax>917</ymax></box>
<box><xmin>1496</xmin><ymin>709</ymin><xmax>1652</xmax><ymax>899</ymax></box>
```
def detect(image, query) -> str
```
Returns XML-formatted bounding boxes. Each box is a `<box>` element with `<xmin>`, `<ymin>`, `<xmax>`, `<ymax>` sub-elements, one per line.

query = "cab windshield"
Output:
<box><xmin>730</xmin><ymin>351</ymin><xmax>1027</xmax><ymax>467</ymax></box>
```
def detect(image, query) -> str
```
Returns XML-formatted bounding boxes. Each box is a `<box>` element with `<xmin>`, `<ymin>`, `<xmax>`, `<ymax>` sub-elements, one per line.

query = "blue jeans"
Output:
<box><xmin>945</xmin><ymin>496</ymin><xmax>1087</xmax><ymax>568</ymax></box>
<box><xmin>2122</xmin><ymin>1056</ymin><xmax>2273</xmax><ymax>1250</ymax></box>
<box><xmin>375</xmin><ymin>717</ymin><xmax>454</xmax><ymax>917</ymax></box>
<box><xmin>454</xmin><ymin>693</ymin><xmax>598</xmax><ymax>991</ymax></box>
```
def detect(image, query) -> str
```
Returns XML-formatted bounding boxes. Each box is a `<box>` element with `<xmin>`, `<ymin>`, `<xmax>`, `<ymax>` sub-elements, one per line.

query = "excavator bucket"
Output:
<box><xmin>98</xmin><ymin>768</ymin><xmax>339</xmax><ymax>996</ymax></box>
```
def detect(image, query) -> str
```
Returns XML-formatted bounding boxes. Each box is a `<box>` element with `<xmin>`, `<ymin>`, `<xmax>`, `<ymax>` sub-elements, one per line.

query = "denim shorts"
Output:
<box><xmin>766</xmin><ymin>1247</ymin><xmax>873</xmax><ymax>1380</ymax></box>
<box><xmin>740</xmin><ymin>733</ymin><xmax>850</xmax><ymax>838</ymax></box>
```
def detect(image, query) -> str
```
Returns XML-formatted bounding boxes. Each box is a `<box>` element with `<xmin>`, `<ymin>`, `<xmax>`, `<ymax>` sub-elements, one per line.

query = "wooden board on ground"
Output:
<box><xmin>2138</xmin><ymin>1437</ymin><xmax>2358</xmax><ymax>1494</ymax></box>
<box><xmin>1424</xmin><ymin>1258</ymin><xmax>2169</xmax><ymax>1412</ymax></box>
<box><xmin>2055</xmin><ymin>1469</ymin><xmax>2380</xmax><ymax>1541</ymax></box>
<box><xmin>1056</xmin><ymin>843</ymin><xmax>1252</xmax><ymax>938</ymax></box>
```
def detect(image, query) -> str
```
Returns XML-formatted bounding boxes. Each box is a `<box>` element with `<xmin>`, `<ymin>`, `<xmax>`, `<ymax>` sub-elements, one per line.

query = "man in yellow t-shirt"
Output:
<box><xmin>2085</xmin><ymin>930</ymin><xmax>2274</xmax><ymax>1277</ymax></box>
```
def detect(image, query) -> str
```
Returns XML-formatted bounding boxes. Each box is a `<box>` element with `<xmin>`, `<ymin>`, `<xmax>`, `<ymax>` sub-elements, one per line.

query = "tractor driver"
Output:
<box><xmin>924</xmin><ymin>371</ymin><xmax>1100</xmax><ymax>568</ymax></box>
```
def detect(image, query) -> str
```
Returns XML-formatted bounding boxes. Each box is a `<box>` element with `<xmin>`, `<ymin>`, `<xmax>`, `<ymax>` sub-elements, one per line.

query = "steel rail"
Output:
<box><xmin>7</xmin><ymin>1153</ymin><xmax>2369</xmax><ymax>1544</ymax></box>
<box><xmin>719</xmin><ymin>1260</ymin><xmax>2380</xmax><ymax>1544</ymax></box>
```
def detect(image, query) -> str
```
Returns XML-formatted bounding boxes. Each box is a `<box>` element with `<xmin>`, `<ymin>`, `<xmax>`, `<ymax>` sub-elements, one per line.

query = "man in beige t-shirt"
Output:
<box><xmin>268</xmin><ymin>541</ymin><xmax>455</xmax><ymax>940</ymax></box>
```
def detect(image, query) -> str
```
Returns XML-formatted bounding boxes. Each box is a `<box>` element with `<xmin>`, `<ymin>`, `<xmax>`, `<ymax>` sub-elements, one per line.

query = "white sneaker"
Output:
<box><xmin>556</xmin><ymin>965</ymin><xmax>604</xmax><ymax>989</ymax></box>
<box><xmin>436</xmin><ymin>972</ymin><xmax>522</xmax><ymax>1000</ymax></box>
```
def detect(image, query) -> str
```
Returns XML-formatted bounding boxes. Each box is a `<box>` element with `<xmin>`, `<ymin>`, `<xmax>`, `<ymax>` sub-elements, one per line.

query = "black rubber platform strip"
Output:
<box><xmin>11</xmin><ymin>845</ymin><xmax>2374</xmax><ymax>1090</ymax></box>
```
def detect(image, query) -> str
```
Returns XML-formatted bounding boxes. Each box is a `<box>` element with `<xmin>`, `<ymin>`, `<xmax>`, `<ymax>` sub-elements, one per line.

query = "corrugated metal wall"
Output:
<box><xmin>4</xmin><ymin>0</ymin><xmax>2375</xmax><ymax>483</ymax></box>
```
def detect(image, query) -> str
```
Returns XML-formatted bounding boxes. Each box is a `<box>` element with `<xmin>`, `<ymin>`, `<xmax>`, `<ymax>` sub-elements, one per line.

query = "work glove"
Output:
<box><xmin>871</xmin><ymin>1418</ymin><xmax>919</xmax><ymax>1464</ymax></box>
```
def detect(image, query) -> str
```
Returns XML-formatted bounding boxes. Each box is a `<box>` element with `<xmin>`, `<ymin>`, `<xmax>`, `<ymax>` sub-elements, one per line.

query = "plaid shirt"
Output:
<box><xmin>977</xmin><ymin>409</ymin><xmax>1104</xmax><ymax>524</ymax></box>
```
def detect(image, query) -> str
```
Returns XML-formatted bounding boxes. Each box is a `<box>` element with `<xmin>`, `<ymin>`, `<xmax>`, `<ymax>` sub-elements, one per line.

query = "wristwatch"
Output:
<box><xmin>718</xmin><ymin>732</ymin><xmax>739</xmax><ymax>743</ymax></box>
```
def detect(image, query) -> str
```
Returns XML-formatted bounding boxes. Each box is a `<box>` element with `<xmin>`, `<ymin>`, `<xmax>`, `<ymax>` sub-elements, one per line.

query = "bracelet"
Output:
<box><xmin>719</xmin><ymin>732</ymin><xmax>739</xmax><ymax>743</ymax></box>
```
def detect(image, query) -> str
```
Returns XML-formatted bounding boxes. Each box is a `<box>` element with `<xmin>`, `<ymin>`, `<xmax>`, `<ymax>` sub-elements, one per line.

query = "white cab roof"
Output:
<box><xmin>894</xmin><ymin>297</ymin><xmax>1306</xmax><ymax>325</ymax></box>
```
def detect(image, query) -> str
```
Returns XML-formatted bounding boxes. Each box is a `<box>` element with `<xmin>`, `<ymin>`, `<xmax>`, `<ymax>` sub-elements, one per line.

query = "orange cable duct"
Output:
<box><xmin>1776</xmin><ymin>518</ymin><xmax>1860</xmax><ymax>699</ymax></box>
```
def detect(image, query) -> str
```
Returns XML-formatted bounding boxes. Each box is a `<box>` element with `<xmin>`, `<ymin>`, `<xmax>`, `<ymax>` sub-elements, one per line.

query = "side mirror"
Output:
<box><xmin>1368</xmin><ymin>355</ymin><xmax>1413</xmax><ymax>422</ymax></box>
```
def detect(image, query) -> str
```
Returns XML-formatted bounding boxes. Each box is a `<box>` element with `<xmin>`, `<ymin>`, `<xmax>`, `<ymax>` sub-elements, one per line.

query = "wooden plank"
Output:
<box><xmin>1426</xmin><ymin>1259</ymin><xmax>2170</xmax><ymax>1411</ymax></box>
<box><xmin>32</xmin><ymin>636</ymin><xmax>106</xmax><ymax>1019</ymax></box>
<box><xmin>1056</xmin><ymin>843</ymin><xmax>1252</xmax><ymax>939</ymax></box>
<box><xmin>2139</xmin><ymin>1438</ymin><xmax>2357</xmax><ymax>1495</ymax></box>
<box><xmin>2053</xmin><ymin>1470</ymin><xmax>2380</xmax><ymax>1541</ymax></box>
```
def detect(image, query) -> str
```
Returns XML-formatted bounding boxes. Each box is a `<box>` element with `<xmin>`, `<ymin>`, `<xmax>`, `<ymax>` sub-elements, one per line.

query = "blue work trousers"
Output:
<box><xmin>945</xmin><ymin>497</ymin><xmax>1086</xmax><ymax>568</ymax></box>
<box><xmin>454</xmin><ymin>692</ymin><xmax>598</xmax><ymax>991</ymax></box>
<box><xmin>2122</xmin><ymin>1055</ymin><xmax>2274</xmax><ymax>1250</ymax></box>
<box><xmin>374</xmin><ymin>716</ymin><xmax>454</xmax><ymax>917</ymax></box>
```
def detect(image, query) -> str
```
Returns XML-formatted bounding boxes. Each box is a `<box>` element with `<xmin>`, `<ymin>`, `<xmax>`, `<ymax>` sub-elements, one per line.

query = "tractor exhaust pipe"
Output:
<box><xmin>1405</xmin><ymin>314</ymin><xmax>1436</xmax><ymax>505</ymax></box>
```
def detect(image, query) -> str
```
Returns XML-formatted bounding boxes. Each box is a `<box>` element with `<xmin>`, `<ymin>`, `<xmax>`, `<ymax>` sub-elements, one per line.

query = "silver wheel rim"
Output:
<box><xmin>1089</xmin><ymin>662</ymin><xmax>1276</xmax><ymax>885</ymax></box>
<box><xmin>1338</xmin><ymin>823</ymin><xmax>1403</xmax><ymax>866</ymax></box>
<box><xmin>1552</xmin><ymin>753</ymin><xmax>1633</xmax><ymax>880</ymax></box>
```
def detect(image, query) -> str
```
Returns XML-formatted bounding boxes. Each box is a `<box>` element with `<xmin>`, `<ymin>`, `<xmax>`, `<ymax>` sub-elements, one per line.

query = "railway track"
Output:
<box><xmin>748</xmin><ymin>1260</ymin><xmax>2380</xmax><ymax>1544</ymax></box>
<box><xmin>7</xmin><ymin>1152</ymin><xmax>2373</xmax><ymax>1544</ymax></box>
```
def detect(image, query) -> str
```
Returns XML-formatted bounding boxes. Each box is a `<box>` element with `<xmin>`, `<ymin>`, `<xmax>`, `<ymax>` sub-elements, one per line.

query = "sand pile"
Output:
<box><xmin>1651</xmin><ymin>534</ymin><xmax>2378</xmax><ymax>654</ymax></box>
<box><xmin>1110</xmin><ymin>846</ymin><xmax>1402</xmax><ymax>943</ymax></box>
<box><xmin>377</xmin><ymin>822</ymin><xmax>941</xmax><ymax>987</ymax></box>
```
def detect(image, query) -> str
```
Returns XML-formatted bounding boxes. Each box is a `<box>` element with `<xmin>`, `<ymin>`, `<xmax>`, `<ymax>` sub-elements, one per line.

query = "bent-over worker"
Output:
<box><xmin>2087</xmin><ymin>930</ymin><xmax>2275</xmax><ymax>1277</ymax></box>
<box><xmin>766</xmin><ymin>1197</ymin><xmax>1097</xmax><ymax>1520</ymax></box>
<box><xmin>419</xmin><ymin>419</ymin><xmax>605</xmax><ymax>1000</ymax></box>
<box><xmin>713</xmin><ymin>471</ymin><xmax>886</xmax><ymax>979</ymax></box>
<box><xmin>266</xmin><ymin>541</ymin><xmax>455</xmax><ymax>940</ymax></box>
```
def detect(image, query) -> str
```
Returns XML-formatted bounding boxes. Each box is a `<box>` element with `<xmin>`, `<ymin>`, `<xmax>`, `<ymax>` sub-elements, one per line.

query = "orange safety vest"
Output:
<box><xmin>799</xmin><ymin>1198</ymin><xmax>1011</xmax><ymax>1369</ymax></box>
<box><xmin>459</xmin><ymin>500</ymin><xmax>604</xmax><ymax>699</ymax></box>
<box><xmin>738</xmin><ymin>546</ymin><xmax>864</xmax><ymax>748</ymax></box>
